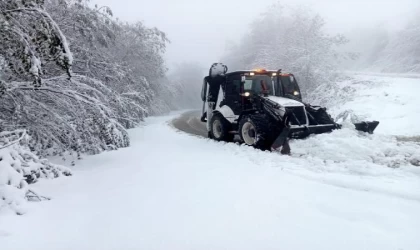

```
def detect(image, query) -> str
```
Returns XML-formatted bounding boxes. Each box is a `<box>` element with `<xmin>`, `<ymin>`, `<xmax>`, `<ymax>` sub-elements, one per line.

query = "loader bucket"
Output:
<box><xmin>353</xmin><ymin>121</ymin><xmax>380</xmax><ymax>134</ymax></box>
<box><xmin>270</xmin><ymin>121</ymin><xmax>380</xmax><ymax>151</ymax></box>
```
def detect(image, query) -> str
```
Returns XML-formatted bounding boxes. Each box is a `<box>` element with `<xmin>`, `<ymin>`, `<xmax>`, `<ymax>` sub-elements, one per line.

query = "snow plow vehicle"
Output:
<box><xmin>200</xmin><ymin>63</ymin><xmax>379</xmax><ymax>153</ymax></box>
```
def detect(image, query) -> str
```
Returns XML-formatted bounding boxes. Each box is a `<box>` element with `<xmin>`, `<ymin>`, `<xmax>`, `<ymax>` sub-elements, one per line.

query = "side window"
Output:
<box><xmin>244</xmin><ymin>80</ymin><xmax>252</xmax><ymax>90</ymax></box>
<box><xmin>275</xmin><ymin>78</ymin><xmax>283</xmax><ymax>96</ymax></box>
<box><xmin>225</xmin><ymin>80</ymin><xmax>241</xmax><ymax>95</ymax></box>
<box><xmin>232</xmin><ymin>80</ymin><xmax>241</xmax><ymax>93</ymax></box>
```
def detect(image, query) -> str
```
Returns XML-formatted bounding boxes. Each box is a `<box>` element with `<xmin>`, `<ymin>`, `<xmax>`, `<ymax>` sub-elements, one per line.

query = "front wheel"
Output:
<box><xmin>210</xmin><ymin>113</ymin><xmax>234</xmax><ymax>142</ymax></box>
<box><xmin>238</xmin><ymin>114</ymin><xmax>272</xmax><ymax>150</ymax></box>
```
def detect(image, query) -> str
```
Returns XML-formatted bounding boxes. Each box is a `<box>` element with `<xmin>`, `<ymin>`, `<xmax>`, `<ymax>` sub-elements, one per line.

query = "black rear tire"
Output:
<box><xmin>239</xmin><ymin>114</ymin><xmax>273</xmax><ymax>150</ymax></box>
<box><xmin>210</xmin><ymin>113</ymin><xmax>234</xmax><ymax>142</ymax></box>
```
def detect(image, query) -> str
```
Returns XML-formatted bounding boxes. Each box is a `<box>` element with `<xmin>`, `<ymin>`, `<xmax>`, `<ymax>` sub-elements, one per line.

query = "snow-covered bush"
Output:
<box><xmin>0</xmin><ymin>130</ymin><xmax>71</xmax><ymax>215</ymax></box>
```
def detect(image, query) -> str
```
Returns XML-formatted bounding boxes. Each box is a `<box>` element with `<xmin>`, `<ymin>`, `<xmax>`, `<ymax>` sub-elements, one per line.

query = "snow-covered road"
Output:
<box><xmin>1</xmin><ymin>113</ymin><xmax>420</xmax><ymax>250</ymax></box>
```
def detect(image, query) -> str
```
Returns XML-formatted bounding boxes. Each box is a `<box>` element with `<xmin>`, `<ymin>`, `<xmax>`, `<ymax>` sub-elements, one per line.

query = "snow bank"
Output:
<box><xmin>291</xmin><ymin>127</ymin><xmax>420</xmax><ymax>170</ymax></box>
<box><xmin>230</xmin><ymin>127</ymin><xmax>420</xmax><ymax>202</ymax></box>
<box><xmin>329</xmin><ymin>74</ymin><xmax>420</xmax><ymax>136</ymax></box>
<box><xmin>0</xmin><ymin>131</ymin><xmax>71</xmax><ymax>215</ymax></box>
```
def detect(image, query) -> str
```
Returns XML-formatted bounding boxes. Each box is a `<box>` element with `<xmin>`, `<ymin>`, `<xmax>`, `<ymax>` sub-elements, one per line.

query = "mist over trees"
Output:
<box><xmin>220</xmin><ymin>3</ymin><xmax>419</xmax><ymax>106</ymax></box>
<box><xmin>341</xmin><ymin>8</ymin><xmax>420</xmax><ymax>74</ymax></box>
<box><xmin>221</xmin><ymin>3</ymin><xmax>349</xmax><ymax>102</ymax></box>
<box><xmin>166</xmin><ymin>62</ymin><xmax>204</xmax><ymax>109</ymax></box>
<box><xmin>369</xmin><ymin>11</ymin><xmax>420</xmax><ymax>73</ymax></box>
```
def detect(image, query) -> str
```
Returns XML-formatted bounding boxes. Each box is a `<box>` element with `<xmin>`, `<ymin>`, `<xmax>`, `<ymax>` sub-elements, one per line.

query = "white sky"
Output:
<box><xmin>96</xmin><ymin>0</ymin><xmax>419</xmax><ymax>69</ymax></box>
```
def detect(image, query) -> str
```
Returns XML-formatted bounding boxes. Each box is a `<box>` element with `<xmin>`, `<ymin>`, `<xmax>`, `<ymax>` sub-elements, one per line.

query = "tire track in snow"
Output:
<box><xmin>171</xmin><ymin>110</ymin><xmax>207</xmax><ymax>137</ymax></box>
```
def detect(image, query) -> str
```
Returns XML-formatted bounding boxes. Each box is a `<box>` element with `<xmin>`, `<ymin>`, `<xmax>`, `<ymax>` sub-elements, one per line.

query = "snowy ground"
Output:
<box><xmin>1</xmin><ymin>74</ymin><xmax>420</xmax><ymax>250</ymax></box>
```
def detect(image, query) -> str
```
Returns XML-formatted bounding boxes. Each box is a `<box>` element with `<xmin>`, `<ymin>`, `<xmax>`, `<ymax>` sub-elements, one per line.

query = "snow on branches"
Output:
<box><xmin>1</xmin><ymin>0</ymin><xmax>171</xmax><ymax>159</ymax></box>
<box><xmin>0</xmin><ymin>130</ymin><xmax>71</xmax><ymax>215</ymax></box>
<box><xmin>1</xmin><ymin>75</ymin><xmax>132</xmax><ymax>157</ymax></box>
<box><xmin>0</xmin><ymin>0</ymin><xmax>73</xmax><ymax>86</ymax></box>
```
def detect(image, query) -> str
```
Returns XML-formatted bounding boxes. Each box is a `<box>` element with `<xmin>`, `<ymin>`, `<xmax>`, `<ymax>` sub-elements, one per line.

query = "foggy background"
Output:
<box><xmin>97</xmin><ymin>0</ymin><xmax>420</xmax><ymax>70</ymax></box>
<box><xmin>2</xmin><ymin>0</ymin><xmax>418</xmax><ymax>161</ymax></box>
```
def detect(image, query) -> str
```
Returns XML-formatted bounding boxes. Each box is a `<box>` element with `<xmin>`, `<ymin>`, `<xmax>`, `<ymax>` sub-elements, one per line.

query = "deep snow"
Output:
<box><xmin>1</xmin><ymin>74</ymin><xmax>420</xmax><ymax>250</ymax></box>
<box><xmin>1</xmin><ymin>112</ymin><xmax>420</xmax><ymax>250</ymax></box>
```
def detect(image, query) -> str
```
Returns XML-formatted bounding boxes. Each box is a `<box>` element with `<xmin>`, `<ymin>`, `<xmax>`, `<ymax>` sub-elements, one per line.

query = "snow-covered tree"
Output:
<box><xmin>0</xmin><ymin>0</ymin><xmax>188</xmax><ymax>215</ymax></box>
<box><xmin>1</xmin><ymin>0</ymin><xmax>173</xmax><ymax>159</ymax></box>
<box><xmin>343</xmin><ymin>8</ymin><xmax>420</xmax><ymax>74</ymax></box>
<box><xmin>222</xmin><ymin>4</ymin><xmax>347</xmax><ymax>101</ymax></box>
<box><xmin>371</xmin><ymin>10</ymin><xmax>420</xmax><ymax>73</ymax></box>
<box><xmin>0</xmin><ymin>0</ymin><xmax>73</xmax><ymax>86</ymax></box>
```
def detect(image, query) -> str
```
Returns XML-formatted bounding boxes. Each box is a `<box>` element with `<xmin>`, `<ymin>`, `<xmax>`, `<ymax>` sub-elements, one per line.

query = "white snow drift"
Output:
<box><xmin>0</xmin><ymin>131</ymin><xmax>71</xmax><ymax>215</ymax></box>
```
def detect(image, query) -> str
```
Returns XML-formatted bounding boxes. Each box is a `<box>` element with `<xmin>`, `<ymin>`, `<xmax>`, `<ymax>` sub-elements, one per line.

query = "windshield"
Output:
<box><xmin>281</xmin><ymin>75</ymin><xmax>300</xmax><ymax>97</ymax></box>
<box><xmin>243</xmin><ymin>75</ymin><xmax>274</xmax><ymax>95</ymax></box>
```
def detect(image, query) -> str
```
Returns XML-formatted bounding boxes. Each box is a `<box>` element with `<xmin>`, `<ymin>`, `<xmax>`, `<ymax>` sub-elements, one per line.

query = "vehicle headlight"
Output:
<box><xmin>244</xmin><ymin>92</ymin><xmax>251</xmax><ymax>97</ymax></box>
<box><xmin>293</xmin><ymin>91</ymin><xmax>299</xmax><ymax>96</ymax></box>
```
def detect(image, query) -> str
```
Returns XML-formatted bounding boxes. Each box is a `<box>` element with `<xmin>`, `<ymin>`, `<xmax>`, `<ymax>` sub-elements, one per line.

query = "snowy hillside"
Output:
<box><xmin>329</xmin><ymin>73</ymin><xmax>420</xmax><ymax>136</ymax></box>
<box><xmin>1</xmin><ymin>73</ymin><xmax>420</xmax><ymax>250</ymax></box>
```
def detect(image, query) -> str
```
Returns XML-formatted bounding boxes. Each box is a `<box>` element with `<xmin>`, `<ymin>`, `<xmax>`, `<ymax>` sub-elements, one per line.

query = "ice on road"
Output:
<box><xmin>1</xmin><ymin>113</ymin><xmax>420</xmax><ymax>250</ymax></box>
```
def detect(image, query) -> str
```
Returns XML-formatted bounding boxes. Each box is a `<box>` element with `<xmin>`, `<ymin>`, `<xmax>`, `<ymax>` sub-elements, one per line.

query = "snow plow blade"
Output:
<box><xmin>271</xmin><ymin>121</ymin><xmax>380</xmax><ymax>151</ymax></box>
<box><xmin>352</xmin><ymin>121</ymin><xmax>380</xmax><ymax>134</ymax></box>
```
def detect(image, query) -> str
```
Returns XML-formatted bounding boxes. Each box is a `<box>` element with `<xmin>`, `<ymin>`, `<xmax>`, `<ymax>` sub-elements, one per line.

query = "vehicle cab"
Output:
<box><xmin>201</xmin><ymin>69</ymin><xmax>307</xmax><ymax>126</ymax></box>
